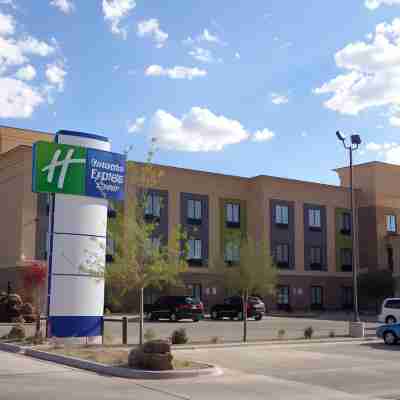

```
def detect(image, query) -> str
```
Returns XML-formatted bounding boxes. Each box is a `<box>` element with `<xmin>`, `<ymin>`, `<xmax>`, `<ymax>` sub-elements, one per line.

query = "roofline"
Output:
<box><xmin>333</xmin><ymin>160</ymin><xmax>399</xmax><ymax>172</ymax></box>
<box><xmin>129</xmin><ymin>161</ymin><xmax>351</xmax><ymax>192</ymax></box>
<box><xmin>0</xmin><ymin>124</ymin><xmax>53</xmax><ymax>136</ymax></box>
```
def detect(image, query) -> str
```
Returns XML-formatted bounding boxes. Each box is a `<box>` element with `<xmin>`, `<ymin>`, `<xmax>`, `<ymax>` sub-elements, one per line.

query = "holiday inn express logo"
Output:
<box><xmin>32</xmin><ymin>141</ymin><xmax>125</xmax><ymax>200</ymax></box>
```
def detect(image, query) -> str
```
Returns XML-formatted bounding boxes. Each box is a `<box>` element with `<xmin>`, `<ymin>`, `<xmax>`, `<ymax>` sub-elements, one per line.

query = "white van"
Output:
<box><xmin>378</xmin><ymin>298</ymin><xmax>400</xmax><ymax>324</ymax></box>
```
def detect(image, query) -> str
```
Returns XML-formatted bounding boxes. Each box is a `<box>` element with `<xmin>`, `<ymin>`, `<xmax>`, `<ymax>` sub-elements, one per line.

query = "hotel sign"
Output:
<box><xmin>32</xmin><ymin>141</ymin><xmax>125</xmax><ymax>200</ymax></box>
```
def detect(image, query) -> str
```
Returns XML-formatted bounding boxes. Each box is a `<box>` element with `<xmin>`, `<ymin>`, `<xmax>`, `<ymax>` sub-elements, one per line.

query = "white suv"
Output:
<box><xmin>378</xmin><ymin>298</ymin><xmax>400</xmax><ymax>324</ymax></box>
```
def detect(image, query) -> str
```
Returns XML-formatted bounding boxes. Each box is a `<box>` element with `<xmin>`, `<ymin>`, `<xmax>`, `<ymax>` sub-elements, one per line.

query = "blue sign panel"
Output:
<box><xmin>85</xmin><ymin>148</ymin><xmax>126</xmax><ymax>201</ymax></box>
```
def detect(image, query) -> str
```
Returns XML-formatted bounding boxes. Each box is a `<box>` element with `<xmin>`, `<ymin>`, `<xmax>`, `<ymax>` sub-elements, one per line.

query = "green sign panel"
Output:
<box><xmin>33</xmin><ymin>141</ymin><xmax>87</xmax><ymax>196</ymax></box>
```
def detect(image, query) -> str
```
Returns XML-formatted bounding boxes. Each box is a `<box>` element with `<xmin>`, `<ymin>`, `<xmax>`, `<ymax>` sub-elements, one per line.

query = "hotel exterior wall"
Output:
<box><xmin>0</xmin><ymin>126</ymin><xmax>52</xmax><ymax>154</ymax></box>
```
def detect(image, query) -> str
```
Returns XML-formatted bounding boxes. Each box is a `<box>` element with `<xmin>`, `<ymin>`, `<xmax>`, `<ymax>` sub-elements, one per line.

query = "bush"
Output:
<box><xmin>104</xmin><ymin>307</ymin><xmax>112</xmax><ymax>315</ymax></box>
<box><xmin>171</xmin><ymin>328</ymin><xmax>188</xmax><ymax>345</ymax></box>
<box><xmin>144</xmin><ymin>328</ymin><xmax>156</xmax><ymax>342</ymax></box>
<box><xmin>277</xmin><ymin>329</ymin><xmax>286</xmax><ymax>340</ymax></box>
<box><xmin>329</xmin><ymin>330</ymin><xmax>336</xmax><ymax>338</ymax></box>
<box><xmin>5</xmin><ymin>324</ymin><xmax>26</xmax><ymax>341</ymax></box>
<box><xmin>304</xmin><ymin>326</ymin><xmax>314</xmax><ymax>340</ymax></box>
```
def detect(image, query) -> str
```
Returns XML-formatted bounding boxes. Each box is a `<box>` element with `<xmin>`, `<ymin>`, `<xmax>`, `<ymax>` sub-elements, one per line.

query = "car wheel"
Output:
<box><xmin>384</xmin><ymin>331</ymin><xmax>397</xmax><ymax>345</ymax></box>
<box><xmin>170</xmin><ymin>313</ymin><xmax>178</xmax><ymax>322</ymax></box>
<box><xmin>386</xmin><ymin>316</ymin><xmax>397</xmax><ymax>324</ymax></box>
<box><xmin>192</xmin><ymin>317</ymin><xmax>200</xmax><ymax>322</ymax></box>
<box><xmin>254</xmin><ymin>313</ymin><xmax>262</xmax><ymax>321</ymax></box>
<box><xmin>211</xmin><ymin>311</ymin><xmax>219</xmax><ymax>320</ymax></box>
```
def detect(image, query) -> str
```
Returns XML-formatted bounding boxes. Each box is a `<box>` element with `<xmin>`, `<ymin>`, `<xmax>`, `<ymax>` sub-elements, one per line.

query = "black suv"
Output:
<box><xmin>210</xmin><ymin>296</ymin><xmax>265</xmax><ymax>321</ymax></box>
<box><xmin>144</xmin><ymin>296</ymin><xmax>204</xmax><ymax>322</ymax></box>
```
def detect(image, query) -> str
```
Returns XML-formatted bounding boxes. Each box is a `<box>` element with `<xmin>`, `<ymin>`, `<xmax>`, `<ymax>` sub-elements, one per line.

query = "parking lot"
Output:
<box><xmin>103</xmin><ymin>314</ymin><xmax>378</xmax><ymax>344</ymax></box>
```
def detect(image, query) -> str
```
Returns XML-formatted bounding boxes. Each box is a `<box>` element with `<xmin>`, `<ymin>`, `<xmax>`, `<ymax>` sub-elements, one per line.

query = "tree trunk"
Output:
<box><xmin>139</xmin><ymin>286</ymin><xmax>144</xmax><ymax>347</ymax></box>
<box><xmin>242</xmin><ymin>289</ymin><xmax>248</xmax><ymax>343</ymax></box>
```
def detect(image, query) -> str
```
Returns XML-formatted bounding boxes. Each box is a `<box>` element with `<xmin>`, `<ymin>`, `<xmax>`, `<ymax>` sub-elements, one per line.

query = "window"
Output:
<box><xmin>275</xmin><ymin>244</ymin><xmax>289</xmax><ymax>267</ymax></box>
<box><xmin>309</xmin><ymin>246</ymin><xmax>322</xmax><ymax>270</ymax></box>
<box><xmin>342</xmin><ymin>286</ymin><xmax>353</xmax><ymax>309</ymax></box>
<box><xmin>340</xmin><ymin>248</ymin><xmax>352</xmax><ymax>272</ymax></box>
<box><xmin>225</xmin><ymin>241</ymin><xmax>240</xmax><ymax>263</ymax></box>
<box><xmin>277</xmin><ymin>286</ymin><xmax>290</xmax><ymax>305</ymax></box>
<box><xmin>387</xmin><ymin>215</ymin><xmax>397</xmax><ymax>233</ymax></box>
<box><xmin>187</xmin><ymin>199</ymin><xmax>202</xmax><ymax>222</ymax></box>
<box><xmin>145</xmin><ymin>193</ymin><xmax>161</xmax><ymax>218</ymax></box>
<box><xmin>388</xmin><ymin>246</ymin><xmax>394</xmax><ymax>272</ymax></box>
<box><xmin>275</xmin><ymin>205</ymin><xmax>289</xmax><ymax>225</ymax></box>
<box><xmin>385</xmin><ymin>299</ymin><xmax>400</xmax><ymax>309</ymax></box>
<box><xmin>191</xmin><ymin>283</ymin><xmax>202</xmax><ymax>300</ymax></box>
<box><xmin>144</xmin><ymin>237</ymin><xmax>161</xmax><ymax>258</ymax></box>
<box><xmin>341</xmin><ymin>212</ymin><xmax>351</xmax><ymax>234</ymax></box>
<box><xmin>188</xmin><ymin>239</ymin><xmax>202</xmax><ymax>260</ymax></box>
<box><xmin>308</xmin><ymin>208</ymin><xmax>321</xmax><ymax>229</ymax></box>
<box><xmin>311</xmin><ymin>286</ymin><xmax>323</xmax><ymax>307</ymax></box>
<box><xmin>226</xmin><ymin>203</ymin><xmax>240</xmax><ymax>227</ymax></box>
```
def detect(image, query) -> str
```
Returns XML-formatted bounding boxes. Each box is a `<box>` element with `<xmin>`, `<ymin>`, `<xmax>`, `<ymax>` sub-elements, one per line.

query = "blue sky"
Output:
<box><xmin>2</xmin><ymin>0</ymin><xmax>400</xmax><ymax>185</ymax></box>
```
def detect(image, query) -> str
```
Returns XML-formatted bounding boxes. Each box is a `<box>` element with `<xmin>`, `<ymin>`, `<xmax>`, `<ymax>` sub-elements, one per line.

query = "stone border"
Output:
<box><xmin>0</xmin><ymin>342</ymin><xmax>222</xmax><ymax>380</ymax></box>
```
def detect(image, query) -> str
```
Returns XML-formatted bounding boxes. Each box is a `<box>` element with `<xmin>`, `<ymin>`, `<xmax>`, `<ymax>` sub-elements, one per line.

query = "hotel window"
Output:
<box><xmin>308</xmin><ymin>208</ymin><xmax>321</xmax><ymax>229</ymax></box>
<box><xmin>277</xmin><ymin>286</ymin><xmax>290</xmax><ymax>305</ymax></box>
<box><xmin>225</xmin><ymin>241</ymin><xmax>240</xmax><ymax>264</ymax></box>
<box><xmin>187</xmin><ymin>199</ymin><xmax>202</xmax><ymax>223</ymax></box>
<box><xmin>309</xmin><ymin>246</ymin><xmax>322</xmax><ymax>270</ymax></box>
<box><xmin>341</xmin><ymin>286</ymin><xmax>353</xmax><ymax>309</ymax></box>
<box><xmin>106</xmin><ymin>237</ymin><xmax>115</xmax><ymax>263</ymax></box>
<box><xmin>226</xmin><ymin>203</ymin><xmax>240</xmax><ymax>227</ymax></box>
<box><xmin>275</xmin><ymin>205</ymin><xmax>289</xmax><ymax>225</ymax></box>
<box><xmin>340</xmin><ymin>248</ymin><xmax>352</xmax><ymax>272</ymax></box>
<box><xmin>387</xmin><ymin>215</ymin><xmax>397</xmax><ymax>233</ymax></box>
<box><xmin>145</xmin><ymin>193</ymin><xmax>161</xmax><ymax>218</ymax></box>
<box><xmin>188</xmin><ymin>239</ymin><xmax>202</xmax><ymax>261</ymax></box>
<box><xmin>311</xmin><ymin>286</ymin><xmax>323</xmax><ymax>307</ymax></box>
<box><xmin>387</xmin><ymin>246</ymin><xmax>394</xmax><ymax>272</ymax></box>
<box><xmin>275</xmin><ymin>243</ymin><xmax>289</xmax><ymax>268</ymax></box>
<box><xmin>341</xmin><ymin>212</ymin><xmax>351</xmax><ymax>234</ymax></box>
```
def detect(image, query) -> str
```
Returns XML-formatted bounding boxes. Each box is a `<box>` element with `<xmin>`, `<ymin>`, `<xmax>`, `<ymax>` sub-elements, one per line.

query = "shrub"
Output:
<box><xmin>277</xmin><ymin>329</ymin><xmax>286</xmax><ymax>340</ymax></box>
<box><xmin>304</xmin><ymin>326</ymin><xmax>314</xmax><ymax>339</ymax></box>
<box><xmin>329</xmin><ymin>330</ymin><xmax>336</xmax><ymax>338</ymax></box>
<box><xmin>171</xmin><ymin>328</ymin><xmax>188</xmax><ymax>345</ymax></box>
<box><xmin>144</xmin><ymin>328</ymin><xmax>156</xmax><ymax>342</ymax></box>
<box><xmin>6</xmin><ymin>324</ymin><xmax>26</xmax><ymax>341</ymax></box>
<box><xmin>104</xmin><ymin>308</ymin><xmax>112</xmax><ymax>315</ymax></box>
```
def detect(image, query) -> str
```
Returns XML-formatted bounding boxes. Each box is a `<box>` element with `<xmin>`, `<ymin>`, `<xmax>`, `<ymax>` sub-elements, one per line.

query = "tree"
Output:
<box><xmin>217</xmin><ymin>235</ymin><xmax>277</xmax><ymax>342</ymax></box>
<box><xmin>359</xmin><ymin>270</ymin><xmax>394</xmax><ymax>312</ymax></box>
<box><xmin>105</xmin><ymin>152</ymin><xmax>189</xmax><ymax>346</ymax></box>
<box><xmin>23</xmin><ymin>260</ymin><xmax>47</xmax><ymax>337</ymax></box>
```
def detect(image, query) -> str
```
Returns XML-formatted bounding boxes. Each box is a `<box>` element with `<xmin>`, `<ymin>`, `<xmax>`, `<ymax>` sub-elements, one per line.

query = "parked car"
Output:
<box><xmin>378</xmin><ymin>298</ymin><xmax>400</xmax><ymax>324</ymax></box>
<box><xmin>210</xmin><ymin>295</ymin><xmax>265</xmax><ymax>321</ymax></box>
<box><xmin>144</xmin><ymin>296</ymin><xmax>204</xmax><ymax>322</ymax></box>
<box><xmin>376</xmin><ymin>323</ymin><xmax>400</xmax><ymax>345</ymax></box>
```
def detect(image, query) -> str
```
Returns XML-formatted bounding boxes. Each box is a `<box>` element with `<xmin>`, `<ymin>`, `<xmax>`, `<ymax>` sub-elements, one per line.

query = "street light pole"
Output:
<box><xmin>336</xmin><ymin>131</ymin><xmax>361</xmax><ymax>323</ymax></box>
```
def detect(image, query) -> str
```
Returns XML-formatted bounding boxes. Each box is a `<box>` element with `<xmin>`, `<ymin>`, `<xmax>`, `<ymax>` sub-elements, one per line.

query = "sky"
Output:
<box><xmin>2</xmin><ymin>0</ymin><xmax>400</xmax><ymax>185</ymax></box>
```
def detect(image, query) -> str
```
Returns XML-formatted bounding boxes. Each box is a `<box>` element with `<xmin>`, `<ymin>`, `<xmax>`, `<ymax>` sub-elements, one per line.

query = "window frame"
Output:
<box><xmin>308</xmin><ymin>208</ymin><xmax>322</xmax><ymax>230</ymax></box>
<box><xmin>145</xmin><ymin>193</ymin><xmax>161</xmax><ymax>219</ymax></box>
<box><xmin>226</xmin><ymin>202</ymin><xmax>240</xmax><ymax>228</ymax></box>
<box><xmin>341</xmin><ymin>212</ymin><xmax>351</xmax><ymax>235</ymax></box>
<box><xmin>309</xmin><ymin>246</ymin><xmax>322</xmax><ymax>270</ymax></box>
<box><xmin>387</xmin><ymin>214</ymin><xmax>397</xmax><ymax>234</ymax></box>
<box><xmin>274</xmin><ymin>243</ymin><xmax>289</xmax><ymax>268</ymax></box>
<box><xmin>224</xmin><ymin>241</ymin><xmax>240</xmax><ymax>264</ymax></box>
<box><xmin>187</xmin><ymin>238</ymin><xmax>203</xmax><ymax>266</ymax></box>
<box><xmin>275</xmin><ymin>204</ymin><xmax>289</xmax><ymax>226</ymax></box>
<box><xmin>340</xmin><ymin>248</ymin><xmax>352</xmax><ymax>272</ymax></box>
<box><xmin>277</xmin><ymin>285</ymin><xmax>290</xmax><ymax>306</ymax></box>
<box><xmin>187</xmin><ymin>199</ymin><xmax>202</xmax><ymax>223</ymax></box>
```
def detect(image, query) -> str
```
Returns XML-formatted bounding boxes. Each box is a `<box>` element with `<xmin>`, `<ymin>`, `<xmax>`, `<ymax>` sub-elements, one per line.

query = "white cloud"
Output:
<box><xmin>270</xmin><ymin>93</ymin><xmax>289</xmax><ymax>105</ymax></box>
<box><xmin>50</xmin><ymin>0</ymin><xmax>75</xmax><ymax>14</ymax></box>
<box><xmin>149</xmin><ymin>107</ymin><xmax>273</xmax><ymax>152</ymax></box>
<box><xmin>102</xmin><ymin>0</ymin><xmax>136</xmax><ymax>38</ymax></box>
<box><xmin>314</xmin><ymin>19</ymin><xmax>400</xmax><ymax>125</ymax></box>
<box><xmin>0</xmin><ymin>77</ymin><xmax>43</xmax><ymax>118</ymax></box>
<box><xmin>301</xmin><ymin>131</ymin><xmax>308</xmax><ymax>137</ymax></box>
<box><xmin>137</xmin><ymin>19</ymin><xmax>168</xmax><ymax>48</ymax></box>
<box><xmin>45</xmin><ymin>63</ymin><xmax>66</xmax><ymax>91</ymax></box>
<box><xmin>365</xmin><ymin>0</ymin><xmax>400</xmax><ymax>9</ymax></box>
<box><xmin>365</xmin><ymin>141</ymin><xmax>400</xmax><ymax>163</ymax></box>
<box><xmin>128</xmin><ymin>116</ymin><xmax>146</xmax><ymax>133</ymax></box>
<box><xmin>15</xmin><ymin>64</ymin><xmax>36</xmax><ymax>81</ymax></box>
<box><xmin>197</xmin><ymin>29</ymin><xmax>222</xmax><ymax>44</ymax></box>
<box><xmin>252</xmin><ymin>129</ymin><xmax>275</xmax><ymax>142</ymax></box>
<box><xmin>17</xmin><ymin>36</ymin><xmax>55</xmax><ymax>56</ymax></box>
<box><xmin>0</xmin><ymin>11</ymin><xmax>15</xmax><ymax>35</ymax></box>
<box><xmin>145</xmin><ymin>65</ymin><xmax>207</xmax><ymax>80</ymax></box>
<box><xmin>235</xmin><ymin>52</ymin><xmax>241</xmax><ymax>60</ymax></box>
<box><xmin>189</xmin><ymin>47</ymin><xmax>221</xmax><ymax>63</ymax></box>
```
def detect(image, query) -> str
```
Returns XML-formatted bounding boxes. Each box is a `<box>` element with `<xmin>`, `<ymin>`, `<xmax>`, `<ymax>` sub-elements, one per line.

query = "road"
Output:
<box><xmin>1</xmin><ymin>340</ymin><xmax>399</xmax><ymax>399</ymax></box>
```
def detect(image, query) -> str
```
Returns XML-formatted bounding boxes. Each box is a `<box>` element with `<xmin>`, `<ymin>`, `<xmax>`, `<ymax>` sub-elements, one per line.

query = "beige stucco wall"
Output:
<box><xmin>0</xmin><ymin>126</ymin><xmax>52</xmax><ymax>154</ymax></box>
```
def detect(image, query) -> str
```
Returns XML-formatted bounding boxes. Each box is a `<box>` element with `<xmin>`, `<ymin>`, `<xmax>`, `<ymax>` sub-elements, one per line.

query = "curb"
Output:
<box><xmin>172</xmin><ymin>336</ymin><xmax>376</xmax><ymax>350</ymax></box>
<box><xmin>24</xmin><ymin>348</ymin><xmax>223</xmax><ymax>380</ymax></box>
<box><xmin>0</xmin><ymin>341</ymin><xmax>24</xmax><ymax>353</ymax></box>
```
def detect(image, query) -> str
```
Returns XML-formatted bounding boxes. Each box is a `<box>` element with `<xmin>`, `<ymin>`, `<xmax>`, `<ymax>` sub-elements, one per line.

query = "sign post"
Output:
<box><xmin>32</xmin><ymin>130</ymin><xmax>125</xmax><ymax>342</ymax></box>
